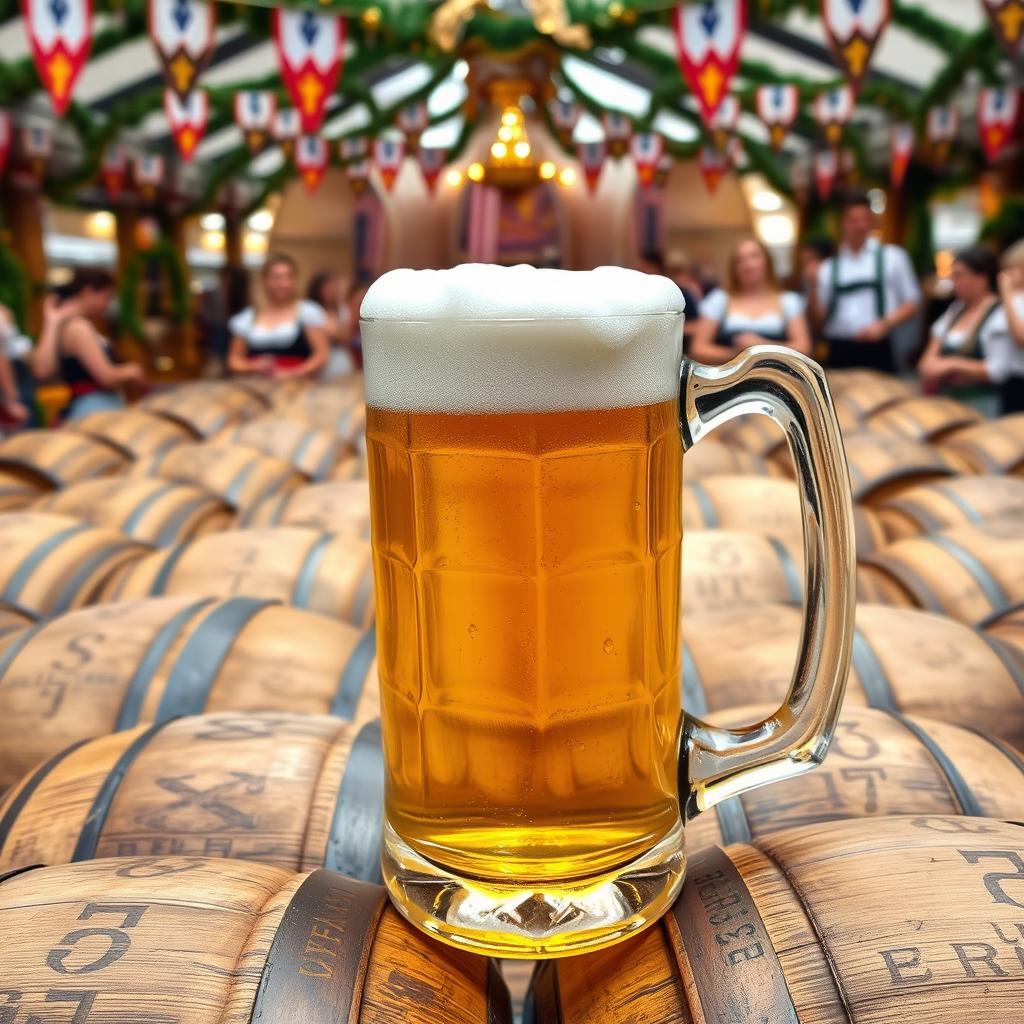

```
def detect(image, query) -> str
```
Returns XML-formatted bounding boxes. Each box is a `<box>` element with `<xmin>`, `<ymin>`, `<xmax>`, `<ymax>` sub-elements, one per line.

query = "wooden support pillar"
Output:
<box><xmin>880</xmin><ymin>186</ymin><xmax>909</xmax><ymax>247</ymax></box>
<box><xmin>167</xmin><ymin>213</ymin><xmax>198</xmax><ymax>373</ymax></box>
<box><xmin>1</xmin><ymin>184</ymin><xmax>48</xmax><ymax>335</ymax></box>
<box><xmin>224</xmin><ymin>213</ymin><xmax>243</xmax><ymax>268</ymax></box>
<box><xmin>115</xmin><ymin>204</ymin><xmax>139</xmax><ymax>282</ymax></box>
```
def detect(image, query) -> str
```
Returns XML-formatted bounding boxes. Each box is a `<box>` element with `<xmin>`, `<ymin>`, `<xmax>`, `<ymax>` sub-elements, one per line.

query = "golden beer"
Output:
<box><xmin>366</xmin><ymin>399</ymin><xmax>682</xmax><ymax>884</ymax></box>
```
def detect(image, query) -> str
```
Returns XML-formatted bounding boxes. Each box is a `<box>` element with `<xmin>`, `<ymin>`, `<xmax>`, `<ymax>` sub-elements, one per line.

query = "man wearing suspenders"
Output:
<box><xmin>812</xmin><ymin>191</ymin><xmax>921</xmax><ymax>373</ymax></box>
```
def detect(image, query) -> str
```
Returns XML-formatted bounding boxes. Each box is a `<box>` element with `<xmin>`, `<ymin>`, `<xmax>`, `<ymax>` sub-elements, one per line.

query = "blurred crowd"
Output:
<box><xmin>3</xmin><ymin>188</ymin><xmax>1024</xmax><ymax>430</ymax></box>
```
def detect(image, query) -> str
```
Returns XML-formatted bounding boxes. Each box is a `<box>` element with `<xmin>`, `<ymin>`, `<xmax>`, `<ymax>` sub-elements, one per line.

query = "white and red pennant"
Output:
<box><xmin>697</xmin><ymin>144</ymin><xmax>729</xmax><ymax>194</ymax></box>
<box><xmin>417</xmin><ymin>146</ymin><xmax>446</xmax><ymax>193</ymax></box>
<box><xmin>813</xmin><ymin>84</ymin><xmax>855</xmax><ymax>147</ymax></box>
<box><xmin>982</xmin><ymin>0</ymin><xmax>1024</xmax><ymax>61</ymax></box>
<box><xmin>148</xmin><ymin>0</ymin><xmax>214</xmax><ymax>98</ymax></box>
<box><xmin>631</xmin><ymin>132</ymin><xmax>664</xmax><ymax>189</ymax></box>
<box><xmin>709</xmin><ymin>93</ymin><xmax>740</xmax><ymax>151</ymax></box>
<box><xmin>548</xmin><ymin>97</ymin><xmax>580</xmax><ymax>146</ymax></box>
<box><xmin>294</xmin><ymin>135</ymin><xmax>328</xmax><ymax>193</ymax></box>
<box><xmin>978</xmin><ymin>86</ymin><xmax>1022</xmax><ymax>163</ymax></box>
<box><xmin>234</xmin><ymin>91</ymin><xmax>276</xmax><ymax>155</ymax></box>
<box><xmin>673</xmin><ymin>0</ymin><xmax>746</xmax><ymax>127</ymax></box>
<box><xmin>602</xmin><ymin>111</ymin><xmax>632</xmax><ymax>159</ymax></box>
<box><xmin>164</xmin><ymin>88</ymin><xmax>208</xmax><ymax>161</ymax></box>
<box><xmin>133</xmin><ymin>152</ymin><xmax>164</xmax><ymax>201</ymax></box>
<box><xmin>272</xmin><ymin>10</ymin><xmax>345</xmax><ymax>136</ymax></box>
<box><xmin>756</xmin><ymin>84</ymin><xmax>799</xmax><ymax>151</ymax></box>
<box><xmin>925</xmin><ymin>104</ymin><xmax>959</xmax><ymax>164</ymax></box>
<box><xmin>396</xmin><ymin>101</ymin><xmax>429</xmax><ymax>150</ymax></box>
<box><xmin>373</xmin><ymin>133</ymin><xmax>405</xmax><ymax>192</ymax></box>
<box><xmin>814</xmin><ymin>149</ymin><xmax>839</xmax><ymax>200</ymax></box>
<box><xmin>890</xmin><ymin>122</ymin><xmax>914</xmax><ymax>189</ymax></box>
<box><xmin>576</xmin><ymin>139</ymin><xmax>607</xmax><ymax>194</ymax></box>
<box><xmin>820</xmin><ymin>0</ymin><xmax>890</xmax><ymax>91</ymax></box>
<box><xmin>100</xmin><ymin>143</ymin><xmax>127</xmax><ymax>200</ymax></box>
<box><xmin>22</xmin><ymin>0</ymin><xmax>93</xmax><ymax>115</ymax></box>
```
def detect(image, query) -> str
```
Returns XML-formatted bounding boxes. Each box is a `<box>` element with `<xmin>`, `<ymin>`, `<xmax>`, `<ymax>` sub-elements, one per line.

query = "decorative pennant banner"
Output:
<box><xmin>417</xmin><ymin>146</ymin><xmax>446</xmax><ymax>193</ymax></box>
<box><xmin>815</xmin><ymin>148</ymin><xmax>839</xmax><ymax>200</ymax></box>
<box><xmin>654</xmin><ymin>153</ymin><xmax>674</xmax><ymax>189</ymax></box>
<box><xmin>100</xmin><ymin>143</ymin><xmax>127</xmax><ymax>199</ymax></box>
<box><xmin>756</xmin><ymin>84</ymin><xmax>799</xmax><ymax>151</ymax></box>
<box><xmin>890</xmin><ymin>121</ymin><xmax>914</xmax><ymax>188</ymax></box>
<box><xmin>631</xmin><ymin>132</ymin><xmax>664</xmax><ymax>188</ymax></box>
<box><xmin>396</xmin><ymin>101</ymin><xmax>430</xmax><ymax>148</ymax></box>
<box><xmin>272</xmin><ymin>10</ymin><xmax>345</xmax><ymax>135</ymax></box>
<box><xmin>294</xmin><ymin>135</ymin><xmax>329</xmax><ymax>193</ymax></box>
<box><xmin>164</xmin><ymin>88</ymin><xmax>208</xmax><ymax>161</ymax></box>
<box><xmin>373</xmin><ymin>133</ymin><xmax>405</xmax><ymax>192</ymax></box>
<box><xmin>20</xmin><ymin>122</ymin><xmax>51</xmax><ymax>180</ymax></box>
<box><xmin>234</xmin><ymin>91</ymin><xmax>276</xmax><ymax>155</ymax></box>
<box><xmin>576</xmin><ymin>139</ymin><xmax>607</xmax><ymax>193</ymax></box>
<box><xmin>22</xmin><ymin>0</ymin><xmax>93</xmax><ymax>115</ymax></box>
<box><xmin>148</xmin><ymin>0</ymin><xmax>215</xmax><ymax>99</ymax></box>
<box><xmin>346</xmin><ymin>156</ymin><xmax>370</xmax><ymax>194</ymax></box>
<box><xmin>133</xmin><ymin>152</ymin><xmax>164</xmax><ymax>201</ymax></box>
<box><xmin>602</xmin><ymin>111</ymin><xmax>633</xmax><ymax>159</ymax></box>
<box><xmin>673</xmin><ymin>0</ymin><xmax>747</xmax><ymax>127</ymax></box>
<box><xmin>925</xmin><ymin>104</ymin><xmax>959</xmax><ymax>164</ymax></box>
<box><xmin>273</xmin><ymin>107</ymin><xmax>302</xmax><ymax>156</ymax></box>
<box><xmin>978</xmin><ymin>86</ymin><xmax>1021</xmax><ymax>162</ymax></box>
<box><xmin>820</xmin><ymin>0</ymin><xmax>891</xmax><ymax>92</ymax></box>
<box><xmin>813</xmin><ymin>85</ymin><xmax>855</xmax><ymax>147</ymax></box>
<box><xmin>709</xmin><ymin>93</ymin><xmax>740</xmax><ymax>151</ymax></box>
<box><xmin>0</xmin><ymin>112</ymin><xmax>9</xmax><ymax>178</ymax></box>
<box><xmin>697</xmin><ymin>145</ymin><xmax>729</xmax><ymax>194</ymax></box>
<box><xmin>339</xmin><ymin>136</ymin><xmax>367</xmax><ymax>162</ymax></box>
<box><xmin>548</xmin><ymin>97</ymin><xmax>581</xmax><ymax>146</ymax></box>
<box><xmin>727</xmin><ymin>135</ymin><xmax>748</xmax><ymax>170</ymax></box>
<box><xmin>982</xmin><ymin>0</ymin><xmax>1024</xmax><ymax>60</ymax></box>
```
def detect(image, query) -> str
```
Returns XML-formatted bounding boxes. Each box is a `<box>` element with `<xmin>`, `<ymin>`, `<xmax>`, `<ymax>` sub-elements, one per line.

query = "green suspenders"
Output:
<box><xmin>825</xmin><ymin>243</ymin><xmax>886</xmax><ymax>330</ymax></box>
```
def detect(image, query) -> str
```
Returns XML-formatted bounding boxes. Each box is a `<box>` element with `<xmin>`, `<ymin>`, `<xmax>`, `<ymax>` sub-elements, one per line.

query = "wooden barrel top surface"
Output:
<box><xmin>69</xmin><ymin>408</ymin><xmax>194</xmax><ymax>460</ymax></box>
<box><xmin>212</xmin><ymin>417</ymin><xmax>355</xmax><ymax>481</ymax></box>
<box><xmin>139</xmin><ymin>384</ymin><xmax>266</xmax><ymax>438</ymax></box>
<box><xmin>0</xmin><ymin>429</ymin><xmax>128</xmax><ymax>489</ymax></box>
<box><xmin>865</xmin><ymin>395</ymin><xmax>984</xmax><ymax>444</ymax></box>
<box><xmin>939</xmin><ymin>413</ymin><xmax>1024</xmax><ymax>474</ymax></box>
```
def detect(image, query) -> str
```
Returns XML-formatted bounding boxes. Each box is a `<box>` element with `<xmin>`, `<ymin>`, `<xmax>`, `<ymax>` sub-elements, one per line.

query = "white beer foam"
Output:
<box><xmin>360</xmin><ymin>264</ymin><xmax>685</xmax><ymax>413</ymax></box>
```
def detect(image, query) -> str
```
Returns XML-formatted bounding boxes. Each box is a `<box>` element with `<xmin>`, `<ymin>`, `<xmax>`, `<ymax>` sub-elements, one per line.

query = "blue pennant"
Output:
<box><xmin>249</xmin><ymin>92</ymin><xmax>262</xmax><ymax>114</ymax></box>
<box><xmin>700</xmin><ymin>1</ymin><xmax>720</xmax><ymax>38</ymax></box>
<box><xmin>847</xmin><ymin>0</ymin><xmax>865</xmax><ymax>13</ymax></box>
<box><xmin>993</xmin><ymin>89</ymin><xmax>1006</xmax><ymax>112</ymax></box>
<box><xmin>171</xmin><ymin>0</ymin><xmax>192</xmax><ymax>32</ymax></box>
<box><xmin>49</xmin><ymin>0</ymin><xmax>68</xmax><ymax>26</ymax></box>
<box><xmin>300</xmin><ymin>12</ymin><xmax>320</xmax><ymax>46</ymax></box>
<box><xmin>773</xmin><ymin>84</ymin><xmax>784</xmax><ymax>104</ymax></box>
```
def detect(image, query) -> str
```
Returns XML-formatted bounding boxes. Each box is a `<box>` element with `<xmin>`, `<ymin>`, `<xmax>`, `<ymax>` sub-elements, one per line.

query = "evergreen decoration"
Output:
<box><xmin>118</xmin><ymin>239</ymin><xmax>189</xmax><ymax>343</ymax></box>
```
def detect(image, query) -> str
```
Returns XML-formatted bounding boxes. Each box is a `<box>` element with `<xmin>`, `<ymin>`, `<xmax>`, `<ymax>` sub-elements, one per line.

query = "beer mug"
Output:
<box><xmin>361</xmin><ymin>266</ymin><xmax>855</xmax><ymax>958</ymax></box>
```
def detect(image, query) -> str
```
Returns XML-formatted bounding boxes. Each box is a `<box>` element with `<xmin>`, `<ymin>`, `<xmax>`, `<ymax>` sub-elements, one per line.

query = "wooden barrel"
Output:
<box><xmin>711</xmin><ymin>416</ymin><xmax>786</xmax><ymax>459</ymax></box>
<box><xmin>238</xmin><ymin>480</ymin><xmax>371</xmax><ymax>537</ymax></box>
<box><xmin>828</xmin><ymin>370</ymin><xmax>914</xmax><ymax>419</ymax></box>
<box><xmin>0</xmin><ymin>711</ymin><xmax>386</xmax><ymax>877</ymax></box>
<box><xmin>0</xmin><ymin>601</ymin><xmax>34</xmax><ymax>640</ymax></box>
<box><xmin>865</xmin><ymin>395</ymin><xmax>984</xmax><ymax>444</ymax></box>
<box><xmin>684</xmin><ymin>439</ymin><xmax>785</xmax><ymax>479</ymax></box>
<box><xmin>105</xmin><ymin>527</ymin><xmax>375</xmax><ymax>628</ymax></box>
<box><xmin>682</xmin><ymin>602</ymin><xmax>1024</xmax><ymax>746</ymax></box>
<box><xmin>0</xmin><ymin>429</ymin><xmax>128</xmax><ymax>489</ymax></box>
<box><xmin>682</xmin><ymin>476</ymin><xmax>886</xmax><ymax>558</ymax></box>
<box><xmin>233</xmin><ymin>374</ymin><xmax>309</xmax><ymax>405</ymax></box>
<box><xmin>35</xmin><ymin>477</ymin><xmax>233</xmax><ymax>547</ymax></box>
<box><xmin>0</xmin><ymin>596</ymin><xmax>380</xmax><ymax>787</ymax></box>
<box><xmin>682</xmin><ymin>529</ymin><xmax>803</xmax><ymax>614</ymax></box>
<box><xmin>842</xmin><ymin>431</ymin><xmax>956</xmax><ymax>504</ymax></box>
<box><xmin>212</xmin><ymin>418</ymin><xmax>357</xmax><ymax>481</ymax></box>
<box><xmin>0</xmin><ymin>468</ymin><xmax>42</xmax><ymax>510</ymax></box>
<box><xmin>875</xmin><ymin>475</ymin><xmax>1024</xmax><ymax>540</ymax></box>
<box><xmin>127</xmin><ymin>443</ymin><xmax>306</xmax><ymax>511</ymax></box>
<box><xmin>533</xmin><ymin>816</ymin><xmax>1024</xmax><ymax>1024</ymax></box>
<box><xmin>68</xmin><ymin>408</ymin><xmax>194</xmax><ymax>460</ymax></box>
<box><xmin>939</xmin><ymin>413</ymin><xmax>1024</xmax><ymax>475</ymax></box>
<box><xmin>139</xmin><ymin>382</ymin><xmax>266</xmax><ymax>438</ymax></box>
<box><xmin>982</xmin><ymin>602</ymin><xmax>1024</xmax><ymax>654</ymax></box>
<box><xmin>0</xmin><ymin>858</ymin><xmax>510</xmax><ymax>1024</ymax></box>
<box><xmin>860</xmin><ymin>519</ymin><xmax>1024</xmax><ymax>624</ymax></box>
<box><xmin>283</xmin><ymin>387</ymin><xmax>367</xmax><ymax>443</ymax></box>
<box><xmin>687</xmin><ymin>704</ymin><xmax>1024</xmax><ymax>849</ymax></box>
<box><xmin>0</xmin><ymin>513</ymin><xmax>148</xmax><ymax>619</ymax></box>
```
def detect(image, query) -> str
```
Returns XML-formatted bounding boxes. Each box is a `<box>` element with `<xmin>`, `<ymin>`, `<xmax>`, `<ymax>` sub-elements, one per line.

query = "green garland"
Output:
<box><xmin>118</xmin><ymin>240</ymin><xmax>189</xmax><ymax>342</ymax></box>
<box><xmin>0</xmin><ymin>231</ymin><xmax>28</xmax><ymax>330</ymax></box>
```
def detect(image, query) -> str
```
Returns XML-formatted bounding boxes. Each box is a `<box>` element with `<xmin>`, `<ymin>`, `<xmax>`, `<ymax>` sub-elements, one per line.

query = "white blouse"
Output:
<box><xmin>930</xmin><ymin>301</ymin><xmax>1017</xmax><ymax>383</ymax></box>
<box><xmin>229</xmin><ymin>300</ymin><xmax>327</xmax><ymax>351</ymax></box>
<box><xmin>699</xmin><ymin>289</ymin><xmax>805</xmax><ymax>337</ymax></box>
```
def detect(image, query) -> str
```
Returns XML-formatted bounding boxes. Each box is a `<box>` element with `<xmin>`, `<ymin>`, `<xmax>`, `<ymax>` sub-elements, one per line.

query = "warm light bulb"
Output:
<box><xmin>513</xmin><ymin>141</ymin><xmax>530</xmax><ymax>159</ymax></box>
<box><xmin>558</xmin><ymin>167</ymin><xmax>577</xmax><ymax>187</ymax></box>
<box><xmin>84</xmin><ymin>211</ymin><xmax>116</xmax><ymax>240</ymax></box>
<box><xmin>467</xmin><ymin>162</ymin><xmax>485</xmax><ymax>182</ymax></box>
<box><xmin>498</xmin><ymin>126</ymin><xmax>514</xmax><ymax>143</ymax></box>
<box><xmin>501</xmin><ymin>109</ymin><xmax>519</xmax><ymax>127</ymax></box>
<box><xmin>247</xmin><ymin>208</ymin><xmax>274</xmax><ymax>232</ymax></box>
<box><xmin>445</xmin><ymin>168</ymin><xmax>463</xmax><ymax>187</ymax></box>
<box><xmin>200</xmin><ymin>230</ymin><xmax>226</xmax><ymax>251</ymax></box>
<box><xmin>539</xmin><ymin>161</ymin><xmax>557</xmax><ymax>180</ymax></box>
<box><xmin>491</xmin><ymin>141</ymin><xmax>508</xmax><ymax>159</ymax></box>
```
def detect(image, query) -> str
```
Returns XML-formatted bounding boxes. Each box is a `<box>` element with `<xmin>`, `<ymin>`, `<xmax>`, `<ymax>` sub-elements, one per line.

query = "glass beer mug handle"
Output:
<box><xmin>679</xmin><ymin>346</ymin><xmax>856</xmax><ymax>820</ymax></box>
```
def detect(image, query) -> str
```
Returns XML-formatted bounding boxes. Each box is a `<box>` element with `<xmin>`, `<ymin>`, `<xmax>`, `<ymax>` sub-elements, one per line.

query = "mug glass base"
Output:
<box><xmin>380</xmin><ymin>817</ymin><xmax>686</xmax><ymax>959</ymax></box>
